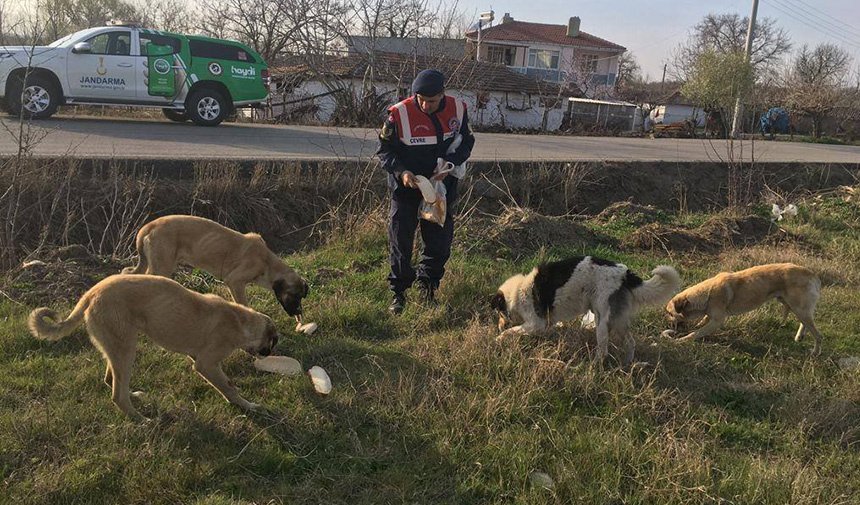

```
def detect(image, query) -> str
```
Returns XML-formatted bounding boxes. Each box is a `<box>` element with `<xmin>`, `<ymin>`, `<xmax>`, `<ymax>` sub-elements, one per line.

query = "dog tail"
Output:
<box><xmin>122</xmin><ymin>230</ymin><xmax>150</xmax><ymax>274</ymax></box>
<box><xmin>632</xmin><ymin>265</ymin><xmax>681</xmax><ymax>308</ymax></box>
<box><xmin>28</xmin><ymin>295</ymin><xmax>90</xmax><ymax>341</ymax></box>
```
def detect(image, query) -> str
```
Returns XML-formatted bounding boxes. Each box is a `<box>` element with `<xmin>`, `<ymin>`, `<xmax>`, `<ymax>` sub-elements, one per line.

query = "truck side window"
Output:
<box><xmin>140</xmin><ymin>33</ymin><xmax>182</xmax><ymax>56</ymax></box>
<box><xmin>189</xmin><ymin>39</ymin><xmax>256</xmax><ymax>63</ymax></box>
<box><xmin>85</xmin><ymin>31</ymin><xmax>131</xmax><ymax>56</ymax></box>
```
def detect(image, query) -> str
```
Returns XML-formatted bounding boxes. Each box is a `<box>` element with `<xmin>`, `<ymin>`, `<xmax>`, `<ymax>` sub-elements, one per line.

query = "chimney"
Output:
<box><xmin>567</xmin><ymin>16</ymin><xmax>580</xmax><ymax>37</ymax></box>
<box><xmin>502</xmin><ymin>13</ymin><xmax>513</xmax><ymax>24</ymax></box>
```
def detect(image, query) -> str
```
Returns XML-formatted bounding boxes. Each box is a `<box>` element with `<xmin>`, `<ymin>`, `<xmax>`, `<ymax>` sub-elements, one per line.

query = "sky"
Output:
<box><xmin>456</xmin><ymin>0</ymin><xmax>860</xmax><ymax>80</ymax></box>
<box><xmin>10</xmin><ymin>0</ymin><xmax>860</xmax><ymax>80</ymax></box>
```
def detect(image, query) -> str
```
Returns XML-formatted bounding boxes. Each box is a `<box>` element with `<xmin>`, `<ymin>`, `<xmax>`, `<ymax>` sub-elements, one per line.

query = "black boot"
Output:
<box><xmin>389</xmin><ymin>292</ymin><xmax>406</xmax><ymax>314</ymax></box>
<box><xmin>416</xmin><ymin>281</ymin><xmax>437</xmax><ymax>306</ymax></box>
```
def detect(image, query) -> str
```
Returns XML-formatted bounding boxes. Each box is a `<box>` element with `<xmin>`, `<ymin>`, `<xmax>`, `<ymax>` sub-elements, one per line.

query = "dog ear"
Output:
<box><xmin>272</xmin><ymin>279</ymin><xmax>286</xmax><ymax>298</ymax></box>
<box><xmin>491</xmin><ymin>292</ymin><xmax>507</xmax><ymax>313</ymax></box>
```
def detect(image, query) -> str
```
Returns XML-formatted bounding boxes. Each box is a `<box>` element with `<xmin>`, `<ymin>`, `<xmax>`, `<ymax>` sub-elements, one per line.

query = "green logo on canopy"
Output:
<box><xmin>153</xmin><ymin>58</ymin><xmax>171</xmax><ymax>75</ymax></box>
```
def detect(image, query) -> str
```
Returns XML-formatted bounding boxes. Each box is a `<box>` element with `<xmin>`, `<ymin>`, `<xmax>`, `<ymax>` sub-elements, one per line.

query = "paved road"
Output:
<box><xmin>1</xmin><ymin>115</ymin><xmax>859</xmax><ymax>163</ymax></box>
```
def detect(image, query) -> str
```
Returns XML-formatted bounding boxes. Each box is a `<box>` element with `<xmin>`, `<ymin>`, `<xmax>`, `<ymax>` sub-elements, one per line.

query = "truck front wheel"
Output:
<box><xmin>8</xmin><ymin>74</ymin><xmax>60</xmax><ymax>119</ymax></box>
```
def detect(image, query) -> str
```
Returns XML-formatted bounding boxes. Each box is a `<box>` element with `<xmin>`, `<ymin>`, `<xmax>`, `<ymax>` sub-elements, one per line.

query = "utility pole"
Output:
<box><xmin>476</xmin><ymin>11</ymin><xmax>494</xmax><ymax>62</ymax></box>
<box><xmin>477</xmin><ymin>19</ymin><xmax>482</xmax><ymax>62</ymax></box>
<box><xmin>660</xmin><ymin>63</ymin><xmax>667</xmax><ymax>92</ymax></box>
<box><xmin>730</xmin><ymin>0</ymin><xmax>759</xmax><ymax>138</ymax></box>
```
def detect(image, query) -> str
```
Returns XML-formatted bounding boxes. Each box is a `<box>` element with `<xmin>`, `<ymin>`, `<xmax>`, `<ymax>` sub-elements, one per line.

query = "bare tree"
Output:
<box><xmin>672</xmin><ymin>13</ymin><xmax>791</xmax><ymax>81</ymax></box>
<box><xmin>614</xmin><ymin>51</ymin><xmax>641</xmax><ymax>91</ymax></box>
<box><xmin>199</xmin><ymin>0</ymin><xmax>348</xmax><ymax>62</ymax></box>
<box><xmin>784</xmin><ymin>43</ymin><xmax>852</xmax><ymax>138</ymax></box>
<box><xmin>563</xmin><ymin>52</ymin><xmax>614</xmax><ymax>100</ymax></box>
<box><xmin>37</xmin><ymin>0</ymin><xmax>140</xmax><ymax>43</ymax></box>
<box><xmin>433</xmin><ymin>0</ymin><xmax>466</xmax><ymax>39</ymax></box>
<box><xmin>616</xmin><ymin>78</ymin><xmax>663</xmax><ymax>132</ymax></box>
<box><xmin>384</xmin><ymin>0</ymin><xmax>434</xmax><ymax>39</ymax></box>
<box><xmin>350</xmin><ymin>0</ymin><xmax>465</xmax><ymax>40</ymax></box>
<box><xmin>135</xmin><ymin>0</ymin><xmax>192</xmax><ymax>33</ymax></box>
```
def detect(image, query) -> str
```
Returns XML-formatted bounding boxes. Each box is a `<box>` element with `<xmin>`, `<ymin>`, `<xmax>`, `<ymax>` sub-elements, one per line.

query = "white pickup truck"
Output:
<box><xmin>0</xmin><ymin>23</ymin><xmax>270</xmax><ymax>125</ymax></box>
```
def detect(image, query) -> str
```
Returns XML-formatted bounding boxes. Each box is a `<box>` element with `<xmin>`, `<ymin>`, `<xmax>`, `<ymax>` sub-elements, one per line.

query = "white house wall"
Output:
<box><xmin>274</xmin><ymin>78</ymin><xmax>566</xmax><ymax>130</ymax></box>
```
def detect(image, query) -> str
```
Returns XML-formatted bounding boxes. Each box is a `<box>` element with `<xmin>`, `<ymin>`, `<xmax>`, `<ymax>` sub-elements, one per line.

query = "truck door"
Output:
<box><xmin>66</xmin><ymin>30</ymin><xmax>136</xmax><ymax>100</ymax></box>
<box><xmin>137</xmin><ymin>31</ymin><xmax>186</xmax><ymax>102</ymax></box>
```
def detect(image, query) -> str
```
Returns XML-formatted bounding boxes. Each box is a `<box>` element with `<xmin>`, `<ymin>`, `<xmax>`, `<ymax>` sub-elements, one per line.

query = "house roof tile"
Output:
<box><xmin>466</xmin><ymin>20</ymin><xmax>625</xmax><ymax>51</ymax></box>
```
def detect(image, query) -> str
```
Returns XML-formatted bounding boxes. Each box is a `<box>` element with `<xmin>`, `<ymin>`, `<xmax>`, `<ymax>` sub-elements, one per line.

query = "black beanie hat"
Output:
<box><xmin>412</xmin><ymin>69</ymin><xmax>445</xmax><ymax>96</ymax></box>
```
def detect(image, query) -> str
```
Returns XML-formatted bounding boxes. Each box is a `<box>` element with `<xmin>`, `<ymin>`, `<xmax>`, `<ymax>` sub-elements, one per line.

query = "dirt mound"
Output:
<box><xmin>4</xmin><ymin>247</ymin><xmax>125</xmax><ymax>306</ymax></box>
<box><xmin>465</xmin><ymin>208</ymin><xmax>611</xmax><ymax>258</ymax></box>
<box><xmin>596</xmin><ymin>201</ymin><xmax>666</xmax><ymax>226</ymax></box>
<box><xmin>698</xmin><ymin>215</ymin><xmax>782</xmax><ymax>247</ymax></box>
<box><xmin>623</xmin><ymin>215</ymin><xmax>797</xmax><ymax>254</ymax></box>
<box><xmin>623</xmin><ymin>223</ymin><xmax>717</xmax><ymax>254</ymax></box>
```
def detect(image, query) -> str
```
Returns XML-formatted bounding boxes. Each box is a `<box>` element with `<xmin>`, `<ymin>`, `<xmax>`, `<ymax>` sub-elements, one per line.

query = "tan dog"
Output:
<box><xmin>665</xmin><ymin>263</ymin><xmax>823</xmax><ymax>354</ymax></box>
<box><xmin>123</xmin><ymin>215</ymin><xmax>308</xmax><ymax>316</ymax></box>
<box><xmin>28</xmin><ymin>274</ymin><xmax>280</xmax><ymax>420</ymax></box>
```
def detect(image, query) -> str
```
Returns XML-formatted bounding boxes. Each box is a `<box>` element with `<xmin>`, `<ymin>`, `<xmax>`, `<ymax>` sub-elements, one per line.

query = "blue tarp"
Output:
<box><xmin>760</xmin><ymin>107</ymin><xmax>791</xmax><ymax>135</ymax></box>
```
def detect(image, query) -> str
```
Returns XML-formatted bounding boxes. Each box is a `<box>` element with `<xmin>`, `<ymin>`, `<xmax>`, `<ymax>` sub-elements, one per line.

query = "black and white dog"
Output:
<box><xmin>492</xmin><ymin>256</ymin><xmax>680</xmax><ymax>365</ymax></box>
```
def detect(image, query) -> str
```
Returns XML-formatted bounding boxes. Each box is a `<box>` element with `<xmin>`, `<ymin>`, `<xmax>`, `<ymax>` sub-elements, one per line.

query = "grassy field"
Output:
<box><xmin>1</xmin><ymin>194</ymin><xmax>859</xmax><ymax>504</ymax></box>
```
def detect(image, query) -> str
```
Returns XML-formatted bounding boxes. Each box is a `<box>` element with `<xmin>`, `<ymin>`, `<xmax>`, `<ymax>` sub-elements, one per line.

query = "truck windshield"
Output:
<box><xmin>48</xmin><ymin>33</ymin><xmax>76</xmax><ymax>47</ymax></box>
<box><xmin>48</xmin><ymin>28</ymin><xmax>98</xmax><ymax>47</ymax></box>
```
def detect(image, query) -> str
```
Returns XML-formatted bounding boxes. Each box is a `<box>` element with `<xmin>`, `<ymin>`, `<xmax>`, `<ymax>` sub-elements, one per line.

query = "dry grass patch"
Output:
<box><xmin>623</xmin><ymin>214</ymin><xmax>801</xmax><ymax>255</ymax></box>
<box><xmin>460</xmin><ymin>207</ymin><xmax>611</xmax><ymax>259</ymax></box>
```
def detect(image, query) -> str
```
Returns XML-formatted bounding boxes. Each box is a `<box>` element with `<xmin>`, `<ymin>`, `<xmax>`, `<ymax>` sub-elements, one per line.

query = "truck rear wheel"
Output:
<box><xmin>187</xmin><ymin>88</ymin><xmax>229</xmax><ymax>126</ymax></box>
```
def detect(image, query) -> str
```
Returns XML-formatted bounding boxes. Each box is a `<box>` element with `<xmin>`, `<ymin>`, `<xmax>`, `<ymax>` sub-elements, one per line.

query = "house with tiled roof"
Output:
<box><xmin>466</xmin><ymin>13</ymin><xmax>626</xmax><ymax>95</ymax></box>
<box><xmin>266</xmin><ymin>52</ymin><xmax>582</xmax><ymax>130</ymax></box>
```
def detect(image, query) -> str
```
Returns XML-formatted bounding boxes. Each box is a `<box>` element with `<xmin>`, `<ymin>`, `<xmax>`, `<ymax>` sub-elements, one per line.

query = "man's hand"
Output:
<box><xmin>401</xmin><ymin>170</ymin><xmax>418</xmax><ymax>188</ymax></box>
<box><xmin>431</xmin><ymin>160</ymin><xmax>454</xmax><ymax>181</ymax></box>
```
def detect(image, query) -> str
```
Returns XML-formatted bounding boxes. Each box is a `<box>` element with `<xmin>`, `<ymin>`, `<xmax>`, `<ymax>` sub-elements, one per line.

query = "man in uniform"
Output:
<box><xmin>377</xmin><ymin>69</ymin><xmax>475</xmax><ymax>314</ymax></box>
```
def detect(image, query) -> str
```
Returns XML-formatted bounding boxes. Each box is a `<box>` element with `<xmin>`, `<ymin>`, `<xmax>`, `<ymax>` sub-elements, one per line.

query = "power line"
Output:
<box><xmin>765</xmin><ymin>0</ymin><xmax>860</xmax><ymax>49</ymax></box>
<box><xmin>781</xmin><ymin>0</ymin><xmax>860</xmax><ymax>39</ymax></box>
<box><xmin>776</xmin><ymin>0</ymin><xmax>860</xmax><ymax>44</ymax></box>
<box><xmin>766</xmin><ymin>0</ymin><xmax>860</xmax><ymax>48</ymax></box>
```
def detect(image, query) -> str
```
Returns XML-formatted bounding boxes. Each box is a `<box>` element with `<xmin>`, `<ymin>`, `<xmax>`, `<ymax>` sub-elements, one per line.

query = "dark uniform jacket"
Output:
<box><xmin>377</xmin><ymin>95</ymin><xmax>475</xmax><ymax>198</ymax></box>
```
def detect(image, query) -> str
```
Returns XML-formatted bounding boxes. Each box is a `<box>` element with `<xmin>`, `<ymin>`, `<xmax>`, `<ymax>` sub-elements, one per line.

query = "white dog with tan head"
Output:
<box><xmin>492</xmin><ymin>256</ymin><xmax>680</xmax><ymax>365</ymax></box>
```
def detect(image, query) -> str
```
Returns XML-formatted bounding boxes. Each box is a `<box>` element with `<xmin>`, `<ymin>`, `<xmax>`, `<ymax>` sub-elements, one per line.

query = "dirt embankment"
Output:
<box><xmin>1</xmin><ymin>158</ymin><xmax>853</xmax><ymax>302</ymax></box>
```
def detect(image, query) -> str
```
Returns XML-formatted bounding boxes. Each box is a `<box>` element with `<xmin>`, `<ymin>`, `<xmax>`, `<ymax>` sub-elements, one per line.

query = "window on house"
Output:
<box><xmin>527</xmin><ymin>49</ymin><xmax>559</xmax><ymax>69</ymax></box>
<box><xmin>486</xmin><ymin>45</ymin><xmax>514</xmax><ymax>66</ymax></box>
<box><xmin>580</xmin><ymin>54</ymin><xmax>598</xmax><ymax>73</ymax></box>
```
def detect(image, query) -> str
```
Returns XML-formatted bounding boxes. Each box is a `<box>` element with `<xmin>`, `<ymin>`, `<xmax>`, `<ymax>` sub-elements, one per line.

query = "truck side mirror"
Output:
<box><xmin>72</xmin><ymin>42</ymin><xmax>92</xmax><ymax>54</ymax></box>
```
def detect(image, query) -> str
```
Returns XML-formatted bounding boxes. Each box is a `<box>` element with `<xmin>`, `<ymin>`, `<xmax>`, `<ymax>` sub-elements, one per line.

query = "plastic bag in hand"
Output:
<box><xmin>419</xmin><ymin>179</ymin><xmax>447</xmax><ymax>226</ymax></box>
